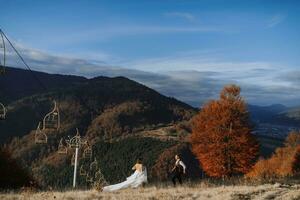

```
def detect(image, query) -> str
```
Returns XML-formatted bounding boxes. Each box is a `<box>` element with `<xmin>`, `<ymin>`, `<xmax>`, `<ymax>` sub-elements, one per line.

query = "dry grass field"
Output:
<box><xmin>1</xmin><ymin>183</ymin><xmax>300</xmax><ymax>200</ymax></box>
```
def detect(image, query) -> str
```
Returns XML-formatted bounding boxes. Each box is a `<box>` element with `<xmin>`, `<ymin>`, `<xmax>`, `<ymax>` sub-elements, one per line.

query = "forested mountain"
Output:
<box><xmin>0</xmin><ymin>67</ymin><xmax>195</xmax><ymax>143</ymax></box>
<box><xmin>0</xmin><ymin>67</ymin><xmax>87</xmax><ymax>104</ymax></box>
<box><xmin>0</xmin><ymin>67</ymin><xmax>198</xmax><ymax>188</ymax></box>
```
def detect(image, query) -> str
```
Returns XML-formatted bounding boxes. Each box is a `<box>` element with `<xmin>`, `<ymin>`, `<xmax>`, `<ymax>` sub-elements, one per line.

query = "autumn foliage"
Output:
<box><xmin>247</xmin><ymin>131</ymin><xmax>300</xmax><ymax>179</ymax></box>
<box><xmin>191</xmin><ymin>85</ymin><xmax>259</xmax><ymax>178</ymax></box>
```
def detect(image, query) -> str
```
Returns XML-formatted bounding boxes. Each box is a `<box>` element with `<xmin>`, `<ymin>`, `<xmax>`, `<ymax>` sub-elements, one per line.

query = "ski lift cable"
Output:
<box><xmin>0</xmin><ymin>29</ymin><xmax>48</xmax><ymax>91</ymax></box>
<box><xmin>0</xmin><ymin>30</ymin><xmax>6</xmax><ymax>68</ymax></box>
<box><xmin>0</xmin><ymin>29</ymin><xmax>73</xmax><ymax>123</ymax></box>
<box><xmin>0</xmin><ymin>28</ymin><xmax>71</xmax><ymax>132</ymax></box>
<box><xmin>0</xmin><ymin>31</ymin><xmax>7</xmax><ymax>118</ymax></box>
<box><xmin>1</xmin><ymin>29</ymin><xmax>98</xmax><ymax>136</ymax></box>
<box><xmin>1</xmin><ymin>29</ymin><xmax>96</xmax><ymax>115</ymax></box>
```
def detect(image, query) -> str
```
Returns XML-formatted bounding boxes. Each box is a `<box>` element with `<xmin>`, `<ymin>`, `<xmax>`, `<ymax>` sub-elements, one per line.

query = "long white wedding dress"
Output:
<box><xmin>103</xmin><ymin>167</ymin><xmax>147</xmax><ymax>192</ymax></box>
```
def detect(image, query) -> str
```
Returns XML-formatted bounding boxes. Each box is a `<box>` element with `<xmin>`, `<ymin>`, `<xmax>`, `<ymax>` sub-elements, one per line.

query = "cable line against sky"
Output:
<box><xmin>0</xmin><ymin>28</ymin><xmax>98</xmax><ymax>123</ymax></box>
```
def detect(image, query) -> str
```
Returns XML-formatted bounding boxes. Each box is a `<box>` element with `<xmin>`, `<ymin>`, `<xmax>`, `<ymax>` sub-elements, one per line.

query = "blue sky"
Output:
<box><xmin>1</xmin><ymin>0</ymin><xmax>300</xmax><ymax>106</ymax></box>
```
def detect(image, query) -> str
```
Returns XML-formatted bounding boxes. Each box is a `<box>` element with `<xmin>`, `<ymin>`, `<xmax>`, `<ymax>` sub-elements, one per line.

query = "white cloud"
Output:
<box><xmin>164</xmin><ymin>12</ymin><xmax>196</xmax><ymax>22</ymax></box>
<box><xmin>4</xmin><ymin>42</ymin><xmax>300</xmax><ymax>106</ymax></box>
<box><xmin>267</xmin><ymin>14</ymin><xmax>286</xmax><ymax>28</ymax></box>
<box><xmin>124</xmin><ymin>51</ymin><xmax>276</xmax><ymax>73</ymax></box>
<box><xmin>119</xmin><ymin>51</ymin><xmax>299</xmax><ymax>105</ymax></box>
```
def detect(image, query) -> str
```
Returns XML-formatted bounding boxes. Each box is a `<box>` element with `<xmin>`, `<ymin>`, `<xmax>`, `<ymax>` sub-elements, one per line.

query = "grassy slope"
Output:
<box><xmin>1</xmin><ymin>183</ymin><xmax>300</xmax><ymax>200</ymax></box>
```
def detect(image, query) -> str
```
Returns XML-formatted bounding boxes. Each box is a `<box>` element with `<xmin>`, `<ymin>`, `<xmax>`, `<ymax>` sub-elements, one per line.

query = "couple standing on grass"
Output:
<box><xmin>102</xmin><ymin>154</ymin><xmax>186</xmax><ymax>192</ymax></box>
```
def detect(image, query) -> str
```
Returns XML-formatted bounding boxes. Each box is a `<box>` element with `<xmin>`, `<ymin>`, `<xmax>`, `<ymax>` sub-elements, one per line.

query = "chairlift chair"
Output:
<box><xmin>79</xmin><ymin>165</ymin><xmax>87</xmax><ymax>176</ymax></box>
<box><xmin>83</xmin><ymin>142</ymin><xmax>92</xmax><ymax>159</ymax></box>
<box><xmin>66</xmin><ymin>128</ymin><xmax>82</xmax><ymax>149</ymax></box>
<box><xmin>90</xmin><ymin>158</ymin><xmax>98</xmax><ymax>172</ymax></box>
<box><xmin>95</xmin><ymin>170</ymin><xmax>105</xmax><ymax>182</ymax></box>
<box><xmin>35</xmin><ymin>122</ymin><xmax>47</xmax><ymax>144</ymax></box>
<box><xmin>94</xmin><ymin>170</ymin><xmax>101</xmax><ymax>180</ymax></box>
<box><xmin>94</xmin><ymin>169</ymin><xmax>109</xmax><ymax>188</ymax></box>
<box><xmin>86</xmin><ymin>172</ymin><xmax>94</xmax><ymax>182</ymax></box>
<box><xmin>43</xmin><ymin>101</ymin><xmax>60</xmax><ymax>130</ymax></box>
<box><xmin>0</xmin><ymin>103</ymin><xmax>6</xmax><ymax>120</ymax></box>
<box><xmin>57</xmin><ymin>139</ymin><xmax>68</xmax><ymax>154</ymax></box>
<box><xmin>0</xmin><ymin>31</ymin><xmax>6</xmax><ymax>75</ymax></box>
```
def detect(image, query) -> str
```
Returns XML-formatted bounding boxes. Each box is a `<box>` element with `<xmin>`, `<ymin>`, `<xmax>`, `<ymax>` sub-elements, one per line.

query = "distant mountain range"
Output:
<box><xmin>248</xmin><ymin>104</ymin><xmax>300</xmax><ymax>127</ymax></box>
<box><xmin>277</xmin><ymin>106</ymin><xmax>300</xmax><ymax>122</ymax></box>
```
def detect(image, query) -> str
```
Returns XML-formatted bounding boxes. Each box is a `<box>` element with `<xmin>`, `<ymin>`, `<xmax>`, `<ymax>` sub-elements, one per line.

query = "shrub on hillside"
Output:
<box><xmin>152</xmin><ymin>143</ymin><xmax>202</xmax><ymax>181</ymax></box>
<box><xmin>0</xmin><ymin>148</ymin><xmax>35</xmax><ymax>189</ymax></box>
<box><xmin>152</xmin><ymin>144</ymin><xmax>184</xmax><ymax>181</ymax></box>
<box><xmin>247</xmin><ymin>131</ymin><xmax>300</xmax><ymax>179</ymax></box>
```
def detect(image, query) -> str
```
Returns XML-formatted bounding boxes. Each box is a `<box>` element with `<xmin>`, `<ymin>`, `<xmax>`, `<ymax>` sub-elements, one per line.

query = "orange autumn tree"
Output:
<box><xmin>247</xmin><ymin>131</ymin><xmax>300</xmax><ymax>179</ymax></box>
<box><xmin>191</xmin><ymin>85</ymin><xmax>259</xmax><ymax>178</ymax></box>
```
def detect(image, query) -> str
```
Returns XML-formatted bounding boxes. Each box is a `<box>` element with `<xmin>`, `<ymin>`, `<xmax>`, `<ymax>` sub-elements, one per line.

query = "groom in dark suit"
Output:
<box><xmin>171</xmin><ymin>154</ymin><xmax>186</xmax><ymax>186</ymax></box>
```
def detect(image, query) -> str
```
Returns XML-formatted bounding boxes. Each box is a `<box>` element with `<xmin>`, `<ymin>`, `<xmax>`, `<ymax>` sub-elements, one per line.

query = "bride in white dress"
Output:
<box><xmin>103</xmin><ymin>158</ymin><xmax>147</xmax><ymax>192</ymax></box>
